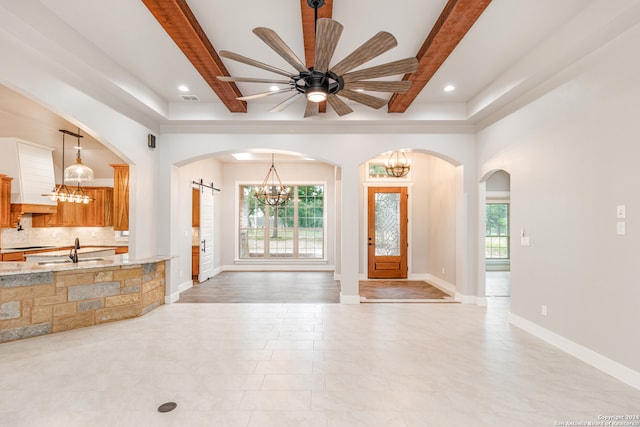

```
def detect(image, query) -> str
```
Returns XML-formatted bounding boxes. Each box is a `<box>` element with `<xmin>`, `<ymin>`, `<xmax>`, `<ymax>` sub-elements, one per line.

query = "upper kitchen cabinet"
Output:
<box><xmin>32</xmin><ymin>187</ymin><xmax>113</xmax><ymax>227</ymax></box>
<box><xmin>0</xmin><ymin>174</ymin><xmax>13</xmax><ymax>227</ymax></box>
<box><xmin>110</xmin><ymin>164</ymin><xmax>129</xmax><ymax>231</ymax></box>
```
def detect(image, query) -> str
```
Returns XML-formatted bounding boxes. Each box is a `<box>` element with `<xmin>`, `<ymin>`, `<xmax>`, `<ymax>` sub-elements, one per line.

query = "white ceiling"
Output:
<box><xmin>0</xmin><ymin>0</ymin><xmax>602</xmax><ymax>126</ymax></box>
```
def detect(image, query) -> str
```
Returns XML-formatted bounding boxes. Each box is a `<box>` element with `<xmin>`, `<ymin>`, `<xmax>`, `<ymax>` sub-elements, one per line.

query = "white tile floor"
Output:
<box><xmin>1</xmin><ymin>300</ymin><xmax>638</xmax><ymax>426</ymax></box>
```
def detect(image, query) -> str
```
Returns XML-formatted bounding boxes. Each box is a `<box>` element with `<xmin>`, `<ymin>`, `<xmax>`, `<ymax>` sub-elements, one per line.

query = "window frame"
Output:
<box><xmin>235</xmin><ymin>181</ymin><xmax>328</xmax><ymax>263</ymax></box>
<box><xmin>485</xmin><ymin>201</ymin><xmax>510</xmax><ymax>260</ymax></box>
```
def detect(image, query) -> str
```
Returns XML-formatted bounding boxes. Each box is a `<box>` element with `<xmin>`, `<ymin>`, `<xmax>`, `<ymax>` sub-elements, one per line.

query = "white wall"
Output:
<box><xmin>477</xmin><ymin>23</ymin><xmax>640</xmax><ymax>375</ymax></box>
<box><xmin>155</xmin><ymin>133</ymin><xmax>477</xmax><ymax>300</ymax></box>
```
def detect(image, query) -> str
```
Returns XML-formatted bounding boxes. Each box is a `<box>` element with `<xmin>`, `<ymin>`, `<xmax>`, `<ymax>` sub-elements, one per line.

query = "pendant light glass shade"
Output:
<box><xmin>64</xmin><ymin>130</ymin><xmax>94</xmax><ymax>183</ymax></box>
<box><xmin>64</xmin><ymin>157</ymin><xmax>94</xmax><ymax>182</ymax></box>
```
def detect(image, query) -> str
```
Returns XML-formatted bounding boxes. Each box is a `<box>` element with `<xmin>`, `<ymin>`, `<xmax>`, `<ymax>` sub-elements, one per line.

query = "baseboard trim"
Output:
<box><xmin>340</xmin><ymin>292</ymin><xmax>361</xmax><ymax>304</ymax></box>
<box><xmin>510</xmin><ymin>313</ymin><xmax>640</xmax><ymax>391</ymax></box>
<box><xmin>165</xmin><ymin>280</ymin><xmax>193</xmax><ymax>304</ymax></box>
<box><xmin>223</xmin><ymin>264</ymin><xmax>335</xmax><ymax>272</ymax></box>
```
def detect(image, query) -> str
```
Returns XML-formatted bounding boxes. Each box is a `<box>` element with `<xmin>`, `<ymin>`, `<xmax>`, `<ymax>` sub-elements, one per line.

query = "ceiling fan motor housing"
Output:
<box><xmin>294</xmin><ymin>68</ymin><xmax>343</xmax><ymax>99</ymax></box>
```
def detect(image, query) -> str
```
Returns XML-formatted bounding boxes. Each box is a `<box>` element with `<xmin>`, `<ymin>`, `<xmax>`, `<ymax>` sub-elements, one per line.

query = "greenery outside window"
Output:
<box><xmin>486</xmin><ymin>203</ymin><xmax>509</xmax><ymax>259</ymax></box>
<box><xmin>239</xmin><ymin>184</ymin><xmax>324</xmax><ymax>259</ymax></box>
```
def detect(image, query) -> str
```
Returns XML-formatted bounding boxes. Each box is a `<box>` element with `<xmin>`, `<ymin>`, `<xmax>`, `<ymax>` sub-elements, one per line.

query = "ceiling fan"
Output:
<box><xmin>217</xmin><ymin>1</ymin><xmax>418</xmax><ymax>117</ymax></box>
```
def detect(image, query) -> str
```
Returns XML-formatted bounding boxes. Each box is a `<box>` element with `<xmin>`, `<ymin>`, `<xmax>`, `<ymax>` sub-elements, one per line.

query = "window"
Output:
<box><xmin>239</xmin><ymin>185</ymin><xmax>324</xmax><ymax>259</ymax></box>
<box><xmin>486</xmin><ymin>203</ymin><xmax>509</xmax><ymax>259</ymax></box>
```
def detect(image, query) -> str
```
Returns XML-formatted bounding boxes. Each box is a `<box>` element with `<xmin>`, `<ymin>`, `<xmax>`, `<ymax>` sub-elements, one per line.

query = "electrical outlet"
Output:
<box><xmin>441</xmin><ymin>267</ymin><xmax>445</xmax><ymax>275</ymax></box>
<box><xmin>541</xmin><ymin>305</ymin><xmax>548</xmax><ymax>316</ymax></box>
<box><xmin>617</xmin><ymin>205</ymin><xmax>626</xmax><ymax>219</ymax></box>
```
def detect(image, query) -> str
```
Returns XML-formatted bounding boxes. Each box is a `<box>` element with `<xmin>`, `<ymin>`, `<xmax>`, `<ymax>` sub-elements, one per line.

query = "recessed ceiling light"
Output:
<box><xmin>269</xmin><ymin>86</ymin><xmax>279</xmax><ymax>92</ymax></box>
<box><xmin>444</xmin><ymin>85</ymin><xmax>455</xmax><ymax>92</ymax></box>
<box><xmin>178</xmin><ymin>85</ymin><xmax>189</xmax><ymax>92</ymax></box>
<box><xmin>355</xmin><ymin>88</ymin><xmax>364</xmax><ymax>92</ymax></box>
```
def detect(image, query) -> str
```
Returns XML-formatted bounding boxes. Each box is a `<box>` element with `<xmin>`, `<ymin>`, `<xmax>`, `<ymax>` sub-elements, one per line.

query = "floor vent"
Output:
<box><xmin>179</xmin><ymin>94</ymin><xmax>200</xmax><ymax>101</ymax></box>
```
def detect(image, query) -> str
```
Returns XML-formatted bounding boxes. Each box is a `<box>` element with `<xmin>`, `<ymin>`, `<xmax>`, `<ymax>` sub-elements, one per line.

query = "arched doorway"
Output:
<box><xmin>482</xmin><ymin>170</ymin><xmax>511</xmax><ymax>299</ymax></box>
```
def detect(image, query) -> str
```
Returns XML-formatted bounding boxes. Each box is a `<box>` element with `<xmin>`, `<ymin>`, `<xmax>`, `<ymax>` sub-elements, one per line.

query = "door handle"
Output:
<box><xmin>201</xmin><ymin>240</ymin><xmax>206</xmax><ymax>252</ymax></box>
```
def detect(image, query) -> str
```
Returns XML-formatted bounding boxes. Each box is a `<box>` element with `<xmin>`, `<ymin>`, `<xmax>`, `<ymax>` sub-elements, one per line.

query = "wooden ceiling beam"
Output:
<box><xmin>141</xmin><ymin>0</ymin><xmax>247</xmax><ymax>113</ymax></box>
<box><xmin>300</xmin><ymin>0</ymin><xmax>333</xmax><ymax>113</ymax></box>
<box><xmin>387</xmin><ymin>0</ymin><xmax>492</xmax><ymax>113</ymax></box>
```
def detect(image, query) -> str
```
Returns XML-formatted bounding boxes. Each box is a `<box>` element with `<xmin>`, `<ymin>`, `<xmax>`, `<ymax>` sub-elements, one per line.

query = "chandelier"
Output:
<box><xmin>42</xmin><ymin>129</ymin><xmax>93</xmax><ymax>204</ymax></box>
<box><xmin>254</xmin><ymin>154</ymin><xmax>291</xmax><ymax>206</ymax></box>
<box><xmin>385</xmin><ymin>150</ymin><xmax>411</xmax><ymax>178</ymax></box>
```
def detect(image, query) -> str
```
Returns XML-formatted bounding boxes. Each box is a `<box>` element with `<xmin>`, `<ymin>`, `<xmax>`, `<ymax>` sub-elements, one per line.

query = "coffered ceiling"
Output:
<box><xmin>0</xmin><ymin>0</ymin><xmax>604</xmax><ymax>127</ymax></box>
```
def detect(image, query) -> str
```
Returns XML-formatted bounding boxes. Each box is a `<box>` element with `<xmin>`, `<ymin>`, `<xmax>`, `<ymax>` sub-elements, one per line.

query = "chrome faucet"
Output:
<box><xmin>69</xmin><ymin>237</ymin><xmax>80</xmax><ymax>263</ymax></box>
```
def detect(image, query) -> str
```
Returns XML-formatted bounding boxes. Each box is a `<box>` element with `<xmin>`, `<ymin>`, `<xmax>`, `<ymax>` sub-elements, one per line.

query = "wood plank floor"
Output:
<box><xmin>359</xmin><ymin>279</ymin><xmax>452</xmax><ymax>301</ymax></box>
<box><xmin>178</xmin><ymin>272</ymin><xmax>453</xmax><ymax>303</ymax></box>
<box><xmin>177</xmin><ymin>271</ymin><xmax>341</xmax><ymax>303</ymax></box>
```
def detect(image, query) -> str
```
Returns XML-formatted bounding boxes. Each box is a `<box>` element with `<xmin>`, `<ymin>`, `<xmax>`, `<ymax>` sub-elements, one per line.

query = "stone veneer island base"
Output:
<box><xmin>0</xmin><ymin>258</ymin><xmax>166</xmax><ymax>343</ymax></box>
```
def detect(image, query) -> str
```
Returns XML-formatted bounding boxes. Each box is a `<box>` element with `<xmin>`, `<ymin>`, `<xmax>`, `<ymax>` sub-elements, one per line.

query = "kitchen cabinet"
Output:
<box><xmin>32</xmin><ymin>187</ymin><xmax>113</xmax><ymax>227</ymax></box>
<box><xmin>2</xmin><ymin>251</ymin><xmax>25</xmax><ymax>261</ymax></box>
<box><xmin>192</xmin><ymin>245</ymin><xmax>199</xmax><ymax>282</ymax></box>
<box><xmin>110</xmin><ymin>164</ymin><xmax>129</xmax><ymax>231</ymax></box>
<box><xmin>1</xmin><ymin>246</ymin><xmax>72</xmax><ymax>262</ymax></box>
<box><xmin>192</xmin><ymin>188</ymin><xmax>200</xmax><ymax>227</ymax></box>
<box><xmin>0</xmin><ymin>174</ymin><xmax>12</xmax><ymax>228</ymax></box>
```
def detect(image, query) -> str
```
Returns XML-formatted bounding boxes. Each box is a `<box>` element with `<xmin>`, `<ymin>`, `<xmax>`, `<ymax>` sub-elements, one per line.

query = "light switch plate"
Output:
<box><xmin>617</xmin><ymin>221</ymin><xmax>626</xmax><ymax>235</ymax></box>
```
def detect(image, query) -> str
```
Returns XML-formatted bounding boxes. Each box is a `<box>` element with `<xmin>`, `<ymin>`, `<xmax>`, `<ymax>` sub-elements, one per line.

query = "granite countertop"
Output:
<box><xmin>0</xmin><ymin>243</ymin><xmax>128</xmax><ymax>254</ymax></box>
<box><xmin>0</xmin><ymin>254</ymin><xmax>170</xmax><ymax>276</ymax></box>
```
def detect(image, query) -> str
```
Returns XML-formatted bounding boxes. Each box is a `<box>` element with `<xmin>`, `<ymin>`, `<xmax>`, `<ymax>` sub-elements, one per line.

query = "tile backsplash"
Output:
<box><xmin>1</xmin><ymin>214</ymin><xmax>126</xmax><ymax>248</ymax></box>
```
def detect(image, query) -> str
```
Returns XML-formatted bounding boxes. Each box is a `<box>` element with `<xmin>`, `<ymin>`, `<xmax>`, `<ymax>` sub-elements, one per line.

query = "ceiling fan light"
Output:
<box><xmin>307</xmin><ymin>90</ymin><xmax>327</xmax><ymax>103</ymax></box>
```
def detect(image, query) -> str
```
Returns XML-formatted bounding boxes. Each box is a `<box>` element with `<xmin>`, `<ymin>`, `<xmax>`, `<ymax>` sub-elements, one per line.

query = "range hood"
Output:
<box><xmin>0</xmin><ymin>138</ymin><xmax>57</xmax><ymax>223</ymax></box>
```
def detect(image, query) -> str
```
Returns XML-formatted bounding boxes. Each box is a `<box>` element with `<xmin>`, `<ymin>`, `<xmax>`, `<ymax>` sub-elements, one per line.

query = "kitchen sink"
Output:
<box><xmin>38</xmin><ymin>257</ymin><xmax>104</xmax><ymax>266</ymax></box>
<box><xmin>38</xmin><ymin>259</ymin><xmax>71</xmax><ymax>265</ymax></box>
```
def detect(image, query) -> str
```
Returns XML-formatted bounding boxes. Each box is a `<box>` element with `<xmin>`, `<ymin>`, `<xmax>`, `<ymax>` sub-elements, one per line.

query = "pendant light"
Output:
<box><xmin>254</xmin><ymin>154</ymin><xmax>291</xmax><ymax>206</ymax></box>
<box><xmin>385</xmin><ymin>150</ymin><xmax>411</xmax><ymax>178</ymax></box>
<box><xmin>42</xmin><ymin>129</ymin><xmax>92</xmax><ymax>204</ymax></box>
<box><xmin>64</xmin><ymin>128</ymin><xmax>94</xmax><ymax>183</ymax></box>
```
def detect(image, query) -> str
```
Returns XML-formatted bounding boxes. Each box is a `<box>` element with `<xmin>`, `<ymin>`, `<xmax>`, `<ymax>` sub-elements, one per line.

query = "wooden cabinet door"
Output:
<box><xmin>2</xmin><ymin>252</ymin><xmax>25</xmax><ymax>261</ymax></box>
<box><xmin>192</xmin><ymin>188</ymin><xmax>200</xmax><ymax>227</ymax></box>
<box><xmin>192</xmin><ymin>245</ymin><xmax>199</xmax><ymax>282</ymax></box>
<box><xmin>0</xmin><ymin>175</ymin><xmax>13</xmax><ymax>228</ymax></box>
<box><xmin>110</xmin><ymin>164</ymin><xmax>129</xmax><ymax>231</ymax></box>
<box><xmin>32</xmin><ymin>187</ymin><xmax>113</xmax><ymax>227</ymax></box>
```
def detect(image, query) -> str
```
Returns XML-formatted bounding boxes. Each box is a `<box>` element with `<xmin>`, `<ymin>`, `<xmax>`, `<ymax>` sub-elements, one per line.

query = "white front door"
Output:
<box><xmin>199</xmin><ymin>187</ymin><xmax>215</xmax><ymax>282</ymax></box>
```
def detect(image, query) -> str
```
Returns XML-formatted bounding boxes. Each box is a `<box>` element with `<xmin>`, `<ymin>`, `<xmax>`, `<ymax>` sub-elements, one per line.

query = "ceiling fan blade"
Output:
<box><xmin>304</xmin><ymin>101</ymin><xmax>319</xmax><ymax>117</ymax></box>
<box><xmin>330</xmin><ymin>31</ymin><xmax>398</xmax><ymax>76</ymax></box>
<box><xmin>253</xmin><ymin>27</ymin><xmax>308</xmax><ymax>73</ymax></box>
<box><xmin>269</xmin><ymin>93</ymin><xmax>302</xmax><ymax>113</ymax></box>
<box><xmin>343</xmin><ymin>81</ymin><xmax>412</xmax><ymax>93</ymax></box>
<box><xmin>342</xmin><ymin>57</ymin><xmax>419</xmax><ymax>82</ymax></box>
<box><xmin>217</xmin><ymin>76</ymin><xmax>291</xmax><ymax>85</ymax></box>
<box><xmin>237</xmin><ymin>88</ymin><xmax>294</xmax><ymax>101</ymax></box>
<box><xmin>314</xmin><ymin>18</ymin><xmax>343</xmax><ymax>73</ymax></box>
<box><xmin>327</xmin><ymin>94</ymin><xmax>353</xmax><ymax>117</ymax></box>
<box><xmin>220</xmin><ymin>50</ymin><xmax>294</xmax><ymax>78</ymax></box>
<box><xmin>338</xmin><ymin>89</ymin><xmax>388</xmax><ymax>109</ymax></box>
